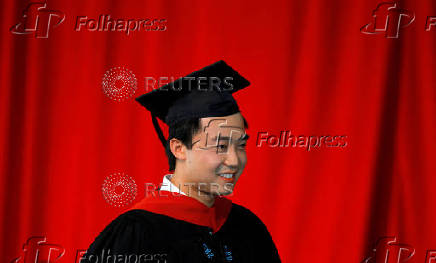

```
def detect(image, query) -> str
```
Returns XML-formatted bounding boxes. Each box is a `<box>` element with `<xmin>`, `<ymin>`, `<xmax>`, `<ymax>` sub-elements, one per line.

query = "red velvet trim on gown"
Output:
<box><xmin>129</xmin><ymin>190</ymin><xmax>233</xmax><ymax>233</ymax></box>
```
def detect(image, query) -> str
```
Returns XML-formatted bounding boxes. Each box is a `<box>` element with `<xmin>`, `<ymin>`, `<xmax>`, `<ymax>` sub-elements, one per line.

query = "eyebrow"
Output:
<box><xmin>211</xmin><ymin>134</ymin><xmax>250</xmax><ymax>142</ymax></box>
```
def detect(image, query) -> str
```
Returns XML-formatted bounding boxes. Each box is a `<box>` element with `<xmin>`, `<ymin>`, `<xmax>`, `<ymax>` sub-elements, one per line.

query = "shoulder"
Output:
<box><xmin>85</xmin><ymin>210</ymin><xmax>152</xmax><ymax>254</ymax></box>
<box><xmin>230</xmin><ymin>203</ymin><xmax>267</xmax><ymax>226</ymax></box>
<box><xmin>83</xmin><ymin>209</ymin><xmax>187</xmax><ymax>262</ymax></box>
<box><xmin>83</xmin><ymin>210</ymin><xmax>174</xmax><ymax>263</ymax></box>
<box><xmin>86</xmin><ymin>209</ymin><xmax>203</xmax><ymax>251</ymax></box>
<box><xmin>89</xmin><ymin>209</ymin><xmax>185</xmax><ymax>241</ymax></box>
<box><xmin>230</xmin><ymin>202</ymin><xmax>259</xmax><ymax>217</ymax></box>
<box><xmin>224</xmin><ymin>202</ymin><xmax>275</xmax><ymax>239</ymax></box>
<box><xmin>228</xmin><ymin>203</ymin><xmax>282</xmax><ymax>262</ymax></box>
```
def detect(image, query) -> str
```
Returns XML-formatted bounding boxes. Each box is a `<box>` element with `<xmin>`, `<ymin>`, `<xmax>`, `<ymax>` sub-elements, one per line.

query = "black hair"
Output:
<box><xmin>165</xmin><ymin>115</ymin><xmax>248</xmax><ymax>171</ymax></box>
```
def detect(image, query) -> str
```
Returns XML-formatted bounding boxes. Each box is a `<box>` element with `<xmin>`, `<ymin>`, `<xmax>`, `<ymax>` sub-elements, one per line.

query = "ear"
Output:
<box><xmin>169</xmin><ymin>138</ymin><xmax>187</xmax><ymax>161</ymax></box>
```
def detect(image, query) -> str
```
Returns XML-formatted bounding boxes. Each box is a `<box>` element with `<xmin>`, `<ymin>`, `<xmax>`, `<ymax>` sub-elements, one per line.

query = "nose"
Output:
<box><xmin>223</xmin><ymin>145</ymin><xmax>240</xmax><ymax>168</ymax></box>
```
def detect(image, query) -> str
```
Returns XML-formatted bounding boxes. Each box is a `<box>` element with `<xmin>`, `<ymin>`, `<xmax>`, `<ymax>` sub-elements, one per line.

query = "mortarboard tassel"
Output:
<box><xmin>151</xmin><ymin>113</ymin><xmax>167</xmax><ymax>148</ymax></box>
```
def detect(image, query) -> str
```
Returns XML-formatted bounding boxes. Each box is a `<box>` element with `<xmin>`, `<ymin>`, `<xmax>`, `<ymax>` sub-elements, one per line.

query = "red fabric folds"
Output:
<box><xmin>1</xmin><ymin>0</ymin><xmax>436</xmax><ymax>263</ymax></box>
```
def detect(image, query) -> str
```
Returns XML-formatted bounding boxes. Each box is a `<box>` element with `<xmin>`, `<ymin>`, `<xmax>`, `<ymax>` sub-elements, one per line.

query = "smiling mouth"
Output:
<box><xmin>217</xmin><ymin>173</ymin><xmax>236</xmax><ymax>182</ymax></box>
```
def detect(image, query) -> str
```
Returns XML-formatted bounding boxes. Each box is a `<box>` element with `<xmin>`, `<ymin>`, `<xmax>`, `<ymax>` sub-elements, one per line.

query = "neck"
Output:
<box><xmin>170</xmin><ymin>171</ymin><xmax>216</xmax><ymax>208</ymax></box>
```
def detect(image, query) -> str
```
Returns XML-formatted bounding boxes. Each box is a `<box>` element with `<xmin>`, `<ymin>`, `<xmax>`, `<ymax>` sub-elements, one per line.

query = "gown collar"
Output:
<box><xmin>130</xmin><ymin>189</ymin><xmax>233</xmax><ymax>233</ymax></box>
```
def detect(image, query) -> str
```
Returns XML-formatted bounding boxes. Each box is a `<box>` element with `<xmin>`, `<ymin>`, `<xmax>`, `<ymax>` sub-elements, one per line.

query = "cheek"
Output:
<box><xmin>239</xmin><ymin>151</ymin><xmax>247</xmax><ymax>167</ymax></box>
<box><xmin>235</xmin><ymin>152</ymin><xmax>247</xmax><ymax>181</ymax></box>
<box><xmin>188</xmin><ymin>150</ymin><xmax>223</xmax><ymax>171</ymax></box>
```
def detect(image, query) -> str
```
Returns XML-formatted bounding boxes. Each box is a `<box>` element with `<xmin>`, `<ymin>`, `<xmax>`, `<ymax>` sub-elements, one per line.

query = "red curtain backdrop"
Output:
<box><xmin>1</xmin><ymin>0</ymin><xmax>436</xmax><ymax>262</ymax></box>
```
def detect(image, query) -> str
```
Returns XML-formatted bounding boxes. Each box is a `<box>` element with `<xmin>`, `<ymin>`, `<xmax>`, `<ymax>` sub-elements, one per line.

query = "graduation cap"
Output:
<box><xmin>135</xmin><ymin>60</ymin><xmax>250</xmax><ymax>148</ymax></box>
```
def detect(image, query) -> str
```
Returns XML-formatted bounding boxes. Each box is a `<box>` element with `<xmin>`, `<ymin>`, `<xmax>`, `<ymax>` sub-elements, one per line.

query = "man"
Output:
<box><xmin>83</xmin><ymin>61</ymin><xmax>281</xmax><ymax>263</ymax></box>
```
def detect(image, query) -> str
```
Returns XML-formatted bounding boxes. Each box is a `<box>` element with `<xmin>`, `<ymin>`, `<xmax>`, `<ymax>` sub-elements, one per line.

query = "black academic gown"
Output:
<box><xmin>82</xmin><ymin>191</ymin><xmax>281</xmax><ymax>263</ymax></box>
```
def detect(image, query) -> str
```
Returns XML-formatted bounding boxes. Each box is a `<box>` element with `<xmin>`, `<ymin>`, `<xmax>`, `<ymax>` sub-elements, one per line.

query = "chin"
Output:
<box><xmin>215</xmin><ymin>187</ymin><xmax>234</xmax><ymax>196</ymax></box>
<box><xmin>212</xmin><ymin>191</ymin><xmax>232</xmax><ymax>197</ymax></box>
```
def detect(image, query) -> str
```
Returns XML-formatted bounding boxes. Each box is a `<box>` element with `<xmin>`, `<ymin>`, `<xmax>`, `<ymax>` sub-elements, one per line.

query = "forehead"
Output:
<box><xmin>201</xmin><ymin>112</ymin><xmax>244</xmax><ymax>128</ymax></box>
<box><xmin>196</xmin><ymin>113</ymin><xmax>245</xmax><ymax>138</ymax></box>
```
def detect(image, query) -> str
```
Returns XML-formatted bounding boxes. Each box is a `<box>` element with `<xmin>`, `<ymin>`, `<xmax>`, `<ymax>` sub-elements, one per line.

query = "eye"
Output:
<box><xmin>215</xmin><ymin>144</ymin><xmax>228</xmax><ymax>153</ymax></box>
<box><xmin>218</xmin><ymin>144</ymin><xmax>228</xmax><ymax>150</ymax></box>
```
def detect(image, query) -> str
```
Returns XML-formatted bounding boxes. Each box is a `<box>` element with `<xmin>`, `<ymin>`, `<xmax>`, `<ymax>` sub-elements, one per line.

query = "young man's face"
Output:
<box><xmin>184</xmin><ymin>112</ymin><xmax>248</xmax><ymax>197</ymax></box>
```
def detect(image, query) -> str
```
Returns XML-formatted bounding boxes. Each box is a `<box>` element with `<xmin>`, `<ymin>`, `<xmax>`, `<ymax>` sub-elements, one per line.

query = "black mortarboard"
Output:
<box><xmin>135</xmin><ymin>60</ymin><xmax>250</xmax><ymax>147</ymax></box>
